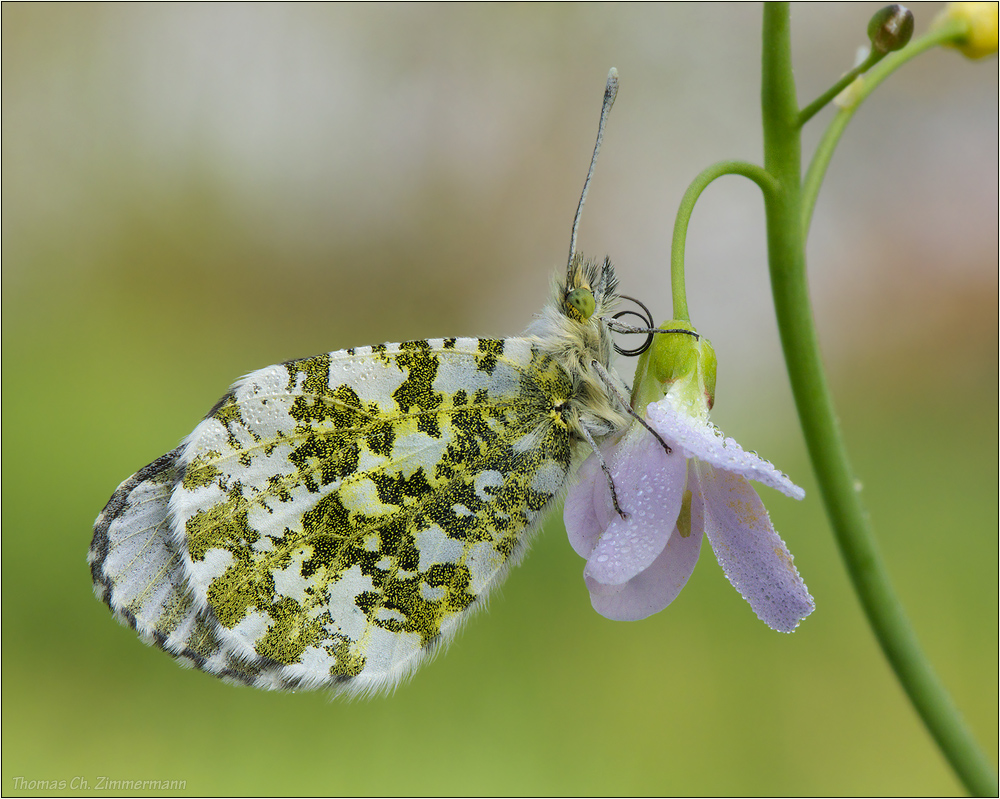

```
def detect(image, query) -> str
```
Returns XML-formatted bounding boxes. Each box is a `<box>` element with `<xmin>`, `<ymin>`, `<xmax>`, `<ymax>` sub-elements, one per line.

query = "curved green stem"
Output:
<box><xmin>670</xmin><ymin>161</ymin><xmax>777</xmax><ymax>322</ymax></box>
<box><xmin>802</xmin><ymin>18</ymin><xmax>968</xmax><ymax>236</ymax></box>
<box><xmin>761</xmin><ymin>6</ymin><xmax>997</xmax><ymax>796</ymax></box>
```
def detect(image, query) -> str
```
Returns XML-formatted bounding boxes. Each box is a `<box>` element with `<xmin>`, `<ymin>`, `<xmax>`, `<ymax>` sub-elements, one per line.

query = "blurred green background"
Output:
<box><xmin>3</xmin><ymin>4</ymin><xmax>996</xmax><ymax>796</ymax></box>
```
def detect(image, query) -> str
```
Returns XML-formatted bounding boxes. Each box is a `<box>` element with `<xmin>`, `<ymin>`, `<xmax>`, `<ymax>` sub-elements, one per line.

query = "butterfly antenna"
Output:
<box><xmin>566</xmin><ymin>68</ymin><xmax>619</xmax><ymax>286</ymax></box>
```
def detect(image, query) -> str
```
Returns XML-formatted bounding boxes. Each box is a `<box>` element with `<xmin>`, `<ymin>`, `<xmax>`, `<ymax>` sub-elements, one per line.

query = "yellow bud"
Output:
<box><xmin>934</xmin><ymin>2</ymin><xmax>999</xmax><ymax>60</ymax></box>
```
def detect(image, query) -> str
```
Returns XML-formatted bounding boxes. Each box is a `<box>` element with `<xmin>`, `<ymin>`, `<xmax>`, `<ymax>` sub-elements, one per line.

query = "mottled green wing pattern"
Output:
<box><xmin>92</xmin><ymin>336</ymin><xmax>579</xmax><ymax>694</ymax></box>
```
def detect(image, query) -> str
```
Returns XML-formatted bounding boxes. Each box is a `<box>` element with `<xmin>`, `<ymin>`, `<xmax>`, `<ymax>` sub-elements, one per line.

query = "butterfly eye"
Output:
<box><xmin>565</xmin><ymin>287</ymin><xmax>597</xmax><ymax>321</ymax></box>
<box><xmin>612</xmin><ymin>295</ymin><xmax>656</xmax><ymax>356</ymax></box>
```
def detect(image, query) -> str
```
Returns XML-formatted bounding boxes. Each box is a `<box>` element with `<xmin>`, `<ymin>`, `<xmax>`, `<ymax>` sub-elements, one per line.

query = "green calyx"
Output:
<box><xmin>630</xmin><ymin>320</ymin><xmax>717</xmax><ymax>420</ymax></box>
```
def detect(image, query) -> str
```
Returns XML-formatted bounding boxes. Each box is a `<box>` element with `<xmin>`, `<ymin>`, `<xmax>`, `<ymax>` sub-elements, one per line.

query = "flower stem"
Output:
<box><xmin>670</xmin><ymin>161</ymin><xmax>777</xmax><ymax>323</ymax></box>
<box><xmin>760</xmin><ymin>5</ymin><xmax>997</xmax><ymax>796</ymax></box>
<box><xmin>797</xmin><ymin>49</ymin><xmax>882</xmax><ymax>127</ymax></box>
<box><xmin>802</xmin><ymin>18</ymin><xmax>968</xmax><ymax>236</ymax></box>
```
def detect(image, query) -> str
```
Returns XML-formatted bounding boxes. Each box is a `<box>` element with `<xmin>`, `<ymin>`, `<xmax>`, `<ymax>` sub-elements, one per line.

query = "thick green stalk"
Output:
<box><xmin>760</xmin><ymin>5</ymin><xmax>996</xmax><ymax>796</ymax></box>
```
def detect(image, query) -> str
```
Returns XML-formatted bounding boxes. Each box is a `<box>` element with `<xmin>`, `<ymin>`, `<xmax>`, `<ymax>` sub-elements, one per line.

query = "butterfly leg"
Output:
<box><xmin>579</xmin><ymin>423</ymin><xmax>628</xmax><ymax>520</ymax></box>
<box><xmin>590</xmin><ymin>359</ymin><xmax>673</xmax><ymax>457</ymax></box>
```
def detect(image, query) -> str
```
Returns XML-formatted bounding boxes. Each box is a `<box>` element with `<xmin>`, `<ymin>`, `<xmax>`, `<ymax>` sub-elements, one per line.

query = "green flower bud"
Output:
<box><xmin>867</xmin><ymin>4</ymin><xmax>915</xmax><ymax>53</ymax></box>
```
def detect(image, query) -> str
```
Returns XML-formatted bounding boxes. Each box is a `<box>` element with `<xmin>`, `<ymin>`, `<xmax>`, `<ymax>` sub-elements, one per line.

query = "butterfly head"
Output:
<box><xmin>561</xmin><ymin>253</ymin><xmax>619</xmax><ymax>326</ymax></box>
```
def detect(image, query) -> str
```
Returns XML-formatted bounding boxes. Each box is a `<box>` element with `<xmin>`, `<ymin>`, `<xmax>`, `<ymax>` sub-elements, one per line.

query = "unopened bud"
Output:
<box><xmin>933</xmin><ymin>2</ymin><xmax>999</xmax><ymax>60</ymax></box>
<box><xmin>868</xmin><ymin>5</ymin><xmax>915</xmax><ymax>53</ymax></box>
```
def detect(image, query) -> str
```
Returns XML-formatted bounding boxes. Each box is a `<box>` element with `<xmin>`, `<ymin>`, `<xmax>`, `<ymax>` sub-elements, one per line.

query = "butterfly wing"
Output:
<box><xmin>91</xmin><ymin>337</ymin><xmax>577</xmax><ymax>694</ymax></box>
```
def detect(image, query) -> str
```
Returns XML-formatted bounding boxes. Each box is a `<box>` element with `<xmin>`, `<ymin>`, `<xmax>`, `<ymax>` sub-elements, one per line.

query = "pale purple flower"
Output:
<box><xmin>565</xmin><ymin>395</ymin><xmax>815</xmax><ymax>631</ymax></box>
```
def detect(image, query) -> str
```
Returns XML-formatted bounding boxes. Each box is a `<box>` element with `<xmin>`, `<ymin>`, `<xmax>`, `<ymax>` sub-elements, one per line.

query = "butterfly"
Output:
<box><xmin>89</xmin><ymin>68</ymin><xmax>651</xmax><ymax>695</ymax></box>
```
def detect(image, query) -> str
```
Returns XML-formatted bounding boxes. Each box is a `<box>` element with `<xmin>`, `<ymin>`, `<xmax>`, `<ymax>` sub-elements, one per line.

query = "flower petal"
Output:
<box><xmin>564</xmin><ymin>448</ymin><xmax>611</xmax><ymax>559</ymax></box>
<box><xmin>647</xmin><ymin>399</ymin><xmax>804</xmax><ymax>500</ymax></box>
<box><xmin>696</xmin><ymin>461</ymin><xmax>815</xmax><ymax>632</ymax></box>
<box><xmin>583</xmin><ymin>425</ymin><xmax>688</xmax><ymax>586</ymax></box>
<box><xmin>586</xmin><ymin>497</ymin><xmax>705</xmax><ymax>621</ymax></box>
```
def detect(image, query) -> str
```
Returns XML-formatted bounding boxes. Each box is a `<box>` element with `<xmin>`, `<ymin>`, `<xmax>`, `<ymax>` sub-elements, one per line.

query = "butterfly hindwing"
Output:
<box><xmin>92</xmin><ymin>336</ymin><xmax>579</xmax><ymax>694</ymax></box>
